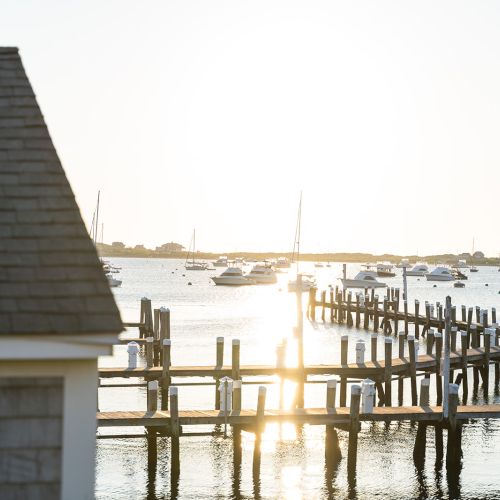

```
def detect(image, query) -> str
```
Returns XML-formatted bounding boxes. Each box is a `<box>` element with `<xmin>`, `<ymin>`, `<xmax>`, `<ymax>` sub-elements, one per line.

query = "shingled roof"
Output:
<box><xmin>0</xmin><ymin>47</ymin><xmax>122</xmax><ymax>335</ymax></box>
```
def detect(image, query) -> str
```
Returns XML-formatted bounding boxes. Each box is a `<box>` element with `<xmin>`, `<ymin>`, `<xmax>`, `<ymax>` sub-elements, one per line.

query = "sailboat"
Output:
<box><xmin>90</xmin><ymin>191</ymin><xmax>122</xmax><ymax>287</ymax></box>
<box><xmin>287</xmin><ymin>193</ymin><xmax>316</xmax><ymax>292</ymax></box>
<box><xmin>470</xmin><ymin>238</ymin><xmax>478</xmax><ymax>272</ymax></box>
<box><xmin>185</xmin><ymin>229</ymin><xmax>208</xmax><ymax>271</ymax></box>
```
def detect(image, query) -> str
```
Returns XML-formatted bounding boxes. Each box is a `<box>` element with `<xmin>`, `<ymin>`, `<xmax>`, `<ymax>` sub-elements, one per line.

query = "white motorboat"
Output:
<box><xmin>107</xmin><ymin>273</ymin><xmax>122</xmax><ymax>287</ymax></box>
<box><xmin>453</xmin><ymin>259</ymin><xmax>469</xmax><ymax>269</ymax></box>
<box><xmin>314</xmin><ymin>262</ymin><xmax>324</xmax><ymax>268</ymax></box>
<box><xmin>406</xmin><ymin>264</ymin><xmax>429</xmax><ymax>277</ymax></box>
<box><xmin>276</xmin><ymin>257</ymin><xmax>291</xmax><ymax>268</ymax></box>
<box><xmin>425</xmin><ymin>267</ymin><xmax>455</xmax><ymax>281</ymax></box>
<box><xmin>341</xmin><ymin>271</ymin><xmax>386</xmax><ymax>289</ymax></box>
<box><xmin>376</xmin><ymin>263</ymin><xmax>396</xmax><ymax>277</ymax></box>
<box><xmin>287</xmin><ymin>274</ymin><xmax>316</xmax><ymax>292</ymax></box>
<box><xmin>213</xmin><ymin>256</ymin><xmax>228</xmax><ymax>267</ymax></box>
<box><xmin>212</xmin><ymin>267</ymin><xmax>255</xmax><ymax>286</ymax></box>
<box><xmin>246</xmin><ymin>264</ymin><xmax>277</xmax><ymax>284</ymax></box>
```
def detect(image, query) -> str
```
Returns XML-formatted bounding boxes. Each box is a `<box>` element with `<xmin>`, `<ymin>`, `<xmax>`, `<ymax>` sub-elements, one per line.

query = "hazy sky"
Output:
<box><xmin>2</xmin><ymin>1</ymin><xmax>500</xmax><ymax>255</ymax></box>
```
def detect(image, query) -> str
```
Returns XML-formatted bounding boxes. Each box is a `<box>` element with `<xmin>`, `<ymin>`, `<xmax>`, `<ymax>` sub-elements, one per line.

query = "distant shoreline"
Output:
<box><xmin>96</xmin><ymin>245</ymin><xmax>499</xmax><ymax>266</ymax></box>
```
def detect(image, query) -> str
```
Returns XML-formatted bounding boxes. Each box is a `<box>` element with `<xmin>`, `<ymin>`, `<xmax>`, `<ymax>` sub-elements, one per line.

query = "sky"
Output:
<box><xmin>2</xmin><ymin>1</ymin><xmax>500</xmax><ymax>255</ymax></box>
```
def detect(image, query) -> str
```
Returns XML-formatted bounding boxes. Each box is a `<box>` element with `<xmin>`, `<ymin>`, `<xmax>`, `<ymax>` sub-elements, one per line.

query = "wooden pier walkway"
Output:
<box><xmin>99</xmin><ymin>346</ymin><xmax>500</xmax><ymax>379</ymax></box>
<box><xmin>97</xmin><ymin>404</ymin><xmax>500</xmax><ymax>428</ymax></box>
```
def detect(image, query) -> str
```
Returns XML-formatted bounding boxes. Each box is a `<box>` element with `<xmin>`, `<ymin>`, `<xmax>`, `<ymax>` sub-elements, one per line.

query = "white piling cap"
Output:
<box><xmin>341</xmin><ymin>335</ymin><xmax>348</xmax><ymax>341</ymax></box>
<box><xmin>141</xmin><ymin>297</ymin><xmax>150</xmax><ymax>301</ymax></box>
<box><xmin>220</xmin><ymin>376</ymin><xmax>233</xmax><ymax>383</ymax></box>
<box><xmin>407</xmin><ymin>334</ymin><xmax>415</xmax><ymax>341</ymax></box>
<box><xmin>127</xmin><ymin>341</ymin><xmax>140</xmax><ymax>352</ymax></box>
<box><xmin>384</xmin><ymin>337</ymin><xmax>392</xmax><ymax>344</ymax></box>
<box><xmin>233</xmin><ymin>380</ymin><xmax>242</xmax><ymax>389</ymax></box>
<box><xmin>217</xmin><ymin>337</ymin><xmax>224</xmax><ymax>343</ymax></box>
<box><xmin>398</xmin><ymin>331</ymin><xmax>406</xmax><ymax>337</ymax></box>
<box><xmin>460</xmin><ymin>330</ymin><xmax>467</xmax><ymax>336</ymax></box>
<box><xmin>327</xmin><ymin>379</ymin><xmax>337</xmax><ymax>388</ymax></box>
<box><xmin>168</xmin><ymin>386</ymin><xmax>178</xmax><ymax>396</ymax></box>
<box><xmin>159</xmin><ymin>307</ymin><xmax>170</xmax><ymax>312</ymax></box>
<box><xmin>485</xmin><ymin>328</ymin><xmax>495</xmax><ymax>336</ymax></box>
<box><xmin>361</xmin><ymin>378</ymin><xmax>375</xmax><ymax>386</ymax></box>
<box><xmin>258</xmin><ymin>386</ymin><xmax>267</xmax><ymax>396</ymax></box>
<box><xmin>351</xmin><ymin>385</ymin><xmax>361</xmax><ymax>395</ymax></box>
<box><xmin>148</xmin><ymin>380</ymin><xmax>158</xmax><ymax>390</ymax></box>
<box><xmin>470</xmin><ymin>324</ymin><xmax>477</xmax><ymax>330</ymax></box>
<box><xmin>468</xmin><ymin>307</ymin><xmax>473</xmax><ymax>311</ymax></box>
<box><xmin>428</xmin><ymin>328</ymin><xmax>435</xmax><ymax>335</ymax></box>
<box><xmin>232</xmin><ymin>339</ymin><xmax>240</xmax><ymax>345</ymax></box>
<box><xmin>421</xmin><ymin>378</ymin><xmax>430</xmax><ymax>387</ymax></box>
<box><xmin>415</xmin><ymin>300</ymin><xmax>419</xmax><ymax>304</ymax></box>
<box><xmin>162</xmin><ymin>339</ymin><xmax>172</xmax><ymax>346</ymax></box>
<box><xmin>371</xmin><ymin>333</ymin><xmax>378</xmax><ymax>339</ymax></box>
<box><xmin>449</xmin><ymin>383</ymin><xmax>459</xmax><ymax>395</ymax></box>
<box><xmin>146</xmin><ymin>336</ymin><xmax>154</xmax><ymax>343</ymax></box>
<box><xmin>434</xmin><ymin>332</ymin><xmax>442</xmax><ymax>338</ymax></box>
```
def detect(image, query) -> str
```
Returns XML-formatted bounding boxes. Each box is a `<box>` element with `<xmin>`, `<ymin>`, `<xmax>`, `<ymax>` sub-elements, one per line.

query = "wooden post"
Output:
<box><xmin>233</xmin><ymin>379</ymin><xmax>242</xmax><ymax>412</ymax></box>
<box><xmin>466</xmin><ymin>307</ymin><xmax>473</xmax><ymax>347</ymax></box>
<box><xmin>146</xmin><ymin>336</ymin><xmax>154</xmax><ymax>368</ymax></box>
<box><xmin>382</xmin><ymin>297</ymin><xmax>389</xmax><ymax>334</ymax></box>
<box><xmin>398</xmin><ymin>331</ymin><xmax>405</xmax><ymax>406</ymax></box>
<box><xmin>153</xmin><ymin>308</ymin><xmax>160</xmax><ymax>366</ymax></box>
<box><xmin>404</xmin><ymin>300</ymin><xmax>409</xmax><ymax>336</ymax></box>
<box><xmin>347</xmin><ymin>385</ymin><xmax>361</xmax><ymax>476</ymax></box>
<box><xmin>160</xmin><ymin>339</ymin><xmax>172</xmax><ymax>411</ymax></box>
<box><xmin>159</xmin><ymin>307</ymin><xmax>170</xmax><ymax>365</ymax></box>
<box><xmin>147</xmin><ymin>380</ymin><xmax>158</xmax><ymax>412</ymax></box>
<box><xmin>337</xmin><ymin>292</ymin><xmax>343</xmax><ymax>324</ymax></box>
<box><xmin>384</xmin><ymin>337</ymin><xmax>392</xmax><ymax>406</ymax></box>
<box><xmin>483</xmin><ymin>328</ymin><xmax>492</xmax><ymax>391</ymax></box>
<box><xmin>471</xmin><ymin>325</ymin><xmax>479</xmax><ymax>389</ymax></box>
<box><xmin>346</xmin><ymin>292</ymin><xmax>353</xmax><ymax>327</ymax></box>
<box><xmin>232</xmin><ymin>339</ymin><xmax>241</xmax><ymax>381</ymax></box>
<box><xmin>340</xmin><ymin>335</ymin><xmax>348</xmax><ymax>407</ymax></box>
<box><xmin>475</xmin><ymin>306</ymin><xmax>481</xmax><ymax>324</ymax></box>
<box><xmin>325</xmin><ymin>379</ymin><xmax>341</xmax><ymax>462</ymax></box>
<box><xmin>373</xmin><ymin>295</ymin><xmax>380</xmax><ymax>331</ymax></box>
<box><xmin>492</xmin><ymin>308</ymin><xmax>497</xmax><ymax>324</ymax></box>
<box><xmin>321</xmin><ymin>290</ymin><xmax>326</xmax><ymax>322</ymax></box>
<box><xmin>426</xmin><ymin>328</ymin><xmax>435</xmax><ymax>355</ymax></box>
<box><xmin>355</xmin><ymin>293</ymin><xmax>361</xmax><ymax>328</ymax></box>
<box><xmin>446</xmin><ymin>383</ymin><xmax>461</xmax><ymax>468</ymax></box>
<box><xmin>408</xmin><ymin>334</ymin><xmax>418</xmax><ymax>405</ymax></box>
<box><xmin>215</xmin><ymin>337</ymin><xmax>224</xmax><ymax>410</ymax></box>
<box><xmin>460</xmin><ymin>330</ymin><xmax>468</xmax><ymax>403</ymax></box>
<box><xmin>169</xmin><ymin>386</ymin><xmax>180</xmax><ymax>436</ymax></box>
<box><xmin>394</xmin><ymin>289</ymin><xmax>400</xmax><ymax>334</ymax></box>
<box><xmin>330</xmin><ymin>289</ymin><xmax>335</xmax><ymax>323</ymax></box>
<box><xmin>495</xmin><ymin>325</ymin><xmax>500</xmax><ymax>388</ymax></box>
<box><xmin>371</xmin><ymin>333</ymin><xmax>377</xmax><ymax>362</ymax></box>
<box><xmin>435</xmin><ymin>332</ymin><xmax>443</xmax><ymax>405</ymax></box>
<box><xmin>256</xmin><ymin>386</ymin><xmax>266</xmax><ymax>434</ymax></box>
<box><xmin>413</xmin><ymin>378</ymin><xmax>430</xmax><ymax>463</ymax></box>
<box><xmin>310</xmin><ymin>288</ymin><xmax>317</xmax><ymax>321</ymax></box>
<box><xmin>414</xmin><ymin>300</ymin><xmax>420</xmax><ymax>339</ymax></box>
<box><xmin>461</xmin><ymin>305</ymin><xmax>466</xmax><ymax>323</ymax></box>
<box><xmin>425</xmin><ymin>302</ymin><xmax>431</xmax><ymax>337</ymax></box>
<box><xmin>363</xmin><ymin>294</ymin><xmax>370</xmax><ymax>330</ymax></box>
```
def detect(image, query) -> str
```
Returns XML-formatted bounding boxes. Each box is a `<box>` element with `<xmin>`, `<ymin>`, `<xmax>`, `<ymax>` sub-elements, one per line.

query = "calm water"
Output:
<box><xmin>96</xmin><ymin>259</ymin><xmax>500</xmax><ymax>499</ymax></box>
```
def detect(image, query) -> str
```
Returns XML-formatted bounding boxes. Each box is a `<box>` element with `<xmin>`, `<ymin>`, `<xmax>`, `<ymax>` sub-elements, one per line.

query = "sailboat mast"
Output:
<box><xmin>193</xmin><ymin>229</ymin><xmax>196</xmax><ymax>265</ymax></box>
<box><xmin>94</xmin><ymin>190</ymin><xmax>100</xmax><ymax>245</ymax></box>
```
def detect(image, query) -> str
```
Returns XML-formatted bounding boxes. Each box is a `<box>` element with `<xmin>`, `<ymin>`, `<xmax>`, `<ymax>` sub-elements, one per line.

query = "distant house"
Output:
<box><xmin>0</xmin><ymin>48</ymin><xmax>122</xmax><ymax>500</ymax></box>
<box><xmin>111</xmin><ymin>241</ymin><xmax>125</xmax><ymax>248</ymax></box>
<box><xmin>156</xmin><ymin>241</ymin><xmax>185</xmax><ymax>253</ymax></box>
<box><xmin>134</xmin><ymin>244</ymin><xmax>145</xmax><ymax>250</ymax></box>
<box><xmin>473</xmin><ymin>251</ymin><xmax>485</xmax><ymax>260</ymax></box>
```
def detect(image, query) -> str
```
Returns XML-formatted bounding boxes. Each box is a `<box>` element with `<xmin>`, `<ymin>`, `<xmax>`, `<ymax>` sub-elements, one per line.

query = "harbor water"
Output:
<box><xmin>96</xmin><ymin>259</ymin><xmax>500</xmax><ymax>499</ymax></box>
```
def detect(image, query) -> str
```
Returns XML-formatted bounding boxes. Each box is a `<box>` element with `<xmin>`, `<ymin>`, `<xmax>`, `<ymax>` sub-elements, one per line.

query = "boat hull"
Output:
<box><xmin>425</xmin><ymin>275</ymin><xmax>454</xmax><ymax>281</ymax></box>
<box><xmin>341</xmin><ymin>279</ymin><xmax>386</xmax><ymax>289</ymax></box>
<box><xmin>405</xmin><ymin>271</ymin><xmax>426</xmax><ymax>277</ymax></box>
<box><xmin>377</xmin><ymin>271</ymin><xmax>396</xmax><ymax>278</ymax></box>
<box><xmin>212</xmin><ymin>277</ymin><xmax>255</xmax><ymax>286</ymax></box>
<box><xmin>246</xmin><ymin>274</ymin><xmax>277</xmax><ymax>284</ymax></box>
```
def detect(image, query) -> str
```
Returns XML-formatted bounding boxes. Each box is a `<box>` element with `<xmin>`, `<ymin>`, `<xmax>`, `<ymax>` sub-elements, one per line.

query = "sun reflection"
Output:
<box><xmin>280</xmin><ymin>466</ymin><xmax>303</xmax><ymax>500</ymax></box>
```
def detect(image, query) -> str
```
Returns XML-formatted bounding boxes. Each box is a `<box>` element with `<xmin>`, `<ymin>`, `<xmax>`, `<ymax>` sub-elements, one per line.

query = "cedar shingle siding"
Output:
<box><xmin>0</xmin><ymin>377</ymin><xmax>63</xmax><ymax>500</ymax></box>
<box><xmin>0</xmin><ymin>47</ymin><xmax>122</xmax><ymax>335</ymax></box>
